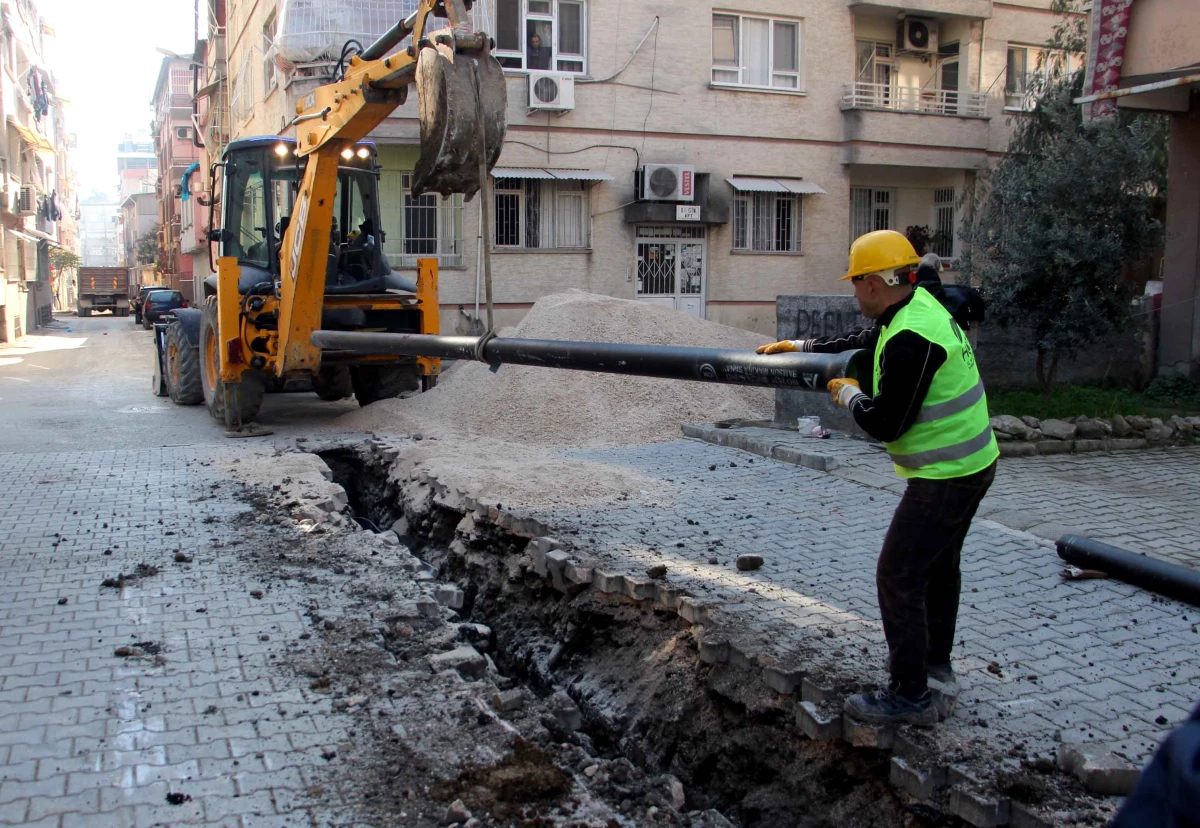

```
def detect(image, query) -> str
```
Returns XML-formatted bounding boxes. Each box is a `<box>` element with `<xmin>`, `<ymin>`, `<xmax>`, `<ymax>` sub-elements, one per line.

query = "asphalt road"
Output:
<box><xmin>0</xmin><ymin>312</ymin><xmax>360</xmax><ymax>453</ymax></box>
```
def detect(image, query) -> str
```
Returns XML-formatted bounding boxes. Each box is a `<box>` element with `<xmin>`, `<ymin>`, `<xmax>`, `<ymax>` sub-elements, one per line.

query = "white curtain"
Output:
<box><xmin>743</xmin><ymin>18</ymin><xmax>770</xmax><ymax>87</ymax></box>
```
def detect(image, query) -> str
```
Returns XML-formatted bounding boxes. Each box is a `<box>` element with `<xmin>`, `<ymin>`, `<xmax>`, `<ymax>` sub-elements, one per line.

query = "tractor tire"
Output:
<box><xmin>313</xmin><ymin>366</ymin><xmax>354</xmax><ymax>401</ymax></box>
<box><xmin>350</xmin><ymin>365</ymin><xmax>420</xmax><ymax>406</ymax></box>
<box><xmin>165</xmin><ymin>321</ymin><xmax>203</xmax><ymax>405</ymax></box>
<box><xmin>152</xmin><ymin>343</ymin><xmax>169</xmax><ymax>397</ymax></box>
<box><xmin>199</xmin><ymin>297</ymin><xmax>265</xmax><ymax>427</ymax></box>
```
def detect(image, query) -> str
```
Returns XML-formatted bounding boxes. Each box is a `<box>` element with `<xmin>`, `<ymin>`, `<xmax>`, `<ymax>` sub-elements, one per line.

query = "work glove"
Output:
<box><xmin>828</xmin><ymin>378</ymin><xmax>866</xmax><ymax>408</ymax></box>
<box><xmin>755</xmin><ymin>339</ymin><xmax>813</xmax><ymax>355</ymax></box>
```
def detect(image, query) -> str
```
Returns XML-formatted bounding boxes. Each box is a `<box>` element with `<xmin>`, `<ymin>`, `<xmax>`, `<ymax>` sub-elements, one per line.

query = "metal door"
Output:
<box><xmin>635</xmin><ymin>226</ymin><xmax>705</xmax><ymax>319</ymax></box>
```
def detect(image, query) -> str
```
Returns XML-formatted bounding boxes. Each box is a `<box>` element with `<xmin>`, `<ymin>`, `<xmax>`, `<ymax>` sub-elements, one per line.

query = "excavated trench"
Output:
<box><xmin>317</xmin><ymin>444</ymin><xmax>944</xmax><ymax>827</ymax></box>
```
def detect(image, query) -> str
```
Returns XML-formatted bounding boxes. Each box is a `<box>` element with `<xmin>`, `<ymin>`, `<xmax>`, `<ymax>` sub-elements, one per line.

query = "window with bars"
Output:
<box><xmin>493</xmin><ymin>179</ymin><xmax>589</xmax><ymax>250</ymax></box>
<box><xmin>262</xmin><ymin>13</ymin><xmax>278</xmax><ymax>95</ymax></box>
<box><xmin>933</xmin><ymin>188</ymin><xmax>954</xmax><ymax>258</ymax></box>
<box><xmin>849</xmin><ymin>187</ymin><xmax>894</xmax><ymax>242</ymax></box>
<box><xmin>712</xmin><ymin>13</ymin><xmax>801</xmax><ymax>90</ymax></box>
<box><xmin>386</xmin><ymin>172</ymin><xmax>463</xmax><ymax>268</ymax></box>
<box><xmin>494</xmin><ymin>0</ymin><xmax>586</xmax><ymax>73</ymax></box>
<box><xmin>732</xmin><ymin>192</ymin><xmax>801</xmax><ymax>253</ymax></box>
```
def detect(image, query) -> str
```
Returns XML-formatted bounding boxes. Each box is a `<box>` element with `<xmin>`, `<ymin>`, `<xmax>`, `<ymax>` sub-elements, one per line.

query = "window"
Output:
<box><xmin>224</xmin><ymin>157</ymin><xmax>267</xmax><ymax>268</ymax></box>
<box><xmin>933</xmin><ymin>188</ymin><xmax>954</xmax><ymax>258</ymax></box>
<box><xmin>495</xmin><ymin>0</ymin><xmax>586</xmax><ymax>73</ymax></box>
<box><xmin>382</xmin><ymin>172</ymin><xmax>463</xmax><ymax>268</ymax></box>
<box><xmin>1005</xmin><ymin>47</ymin><xmax>1029</xmax><ymax>109</ymax></box>
<box><xmin>938</xmin><ymin>42</ymin><xmax>959</xmax><ymax>114</ymax></box>
<box><xmin>1006</xmin><ymin>46</ymin><xmax>1080</xmax><ymax>110</ymax></box>
<box><xmin>850</xmin><ymin>187</ymin><xmax>894</xmax><ymax>242</ymax></box>
<box><xmin>493</xmin><ymin>178</ymin><xmax>589</xmax><ymax>249</ymax></box>
<box><xmin>854</xmin><ymin>40</ymin><xmax>893</xmax><ymax>103</ymax></box>
<box><xmin>263</xmin><ymin>14</ymin><xmax>278</xmax><ymax>94</ymax></box>
<box><xmin>712</xmin><ymin>13</ymin><xmax>801</xmax><ymax>90</ymax></box>
<box><xmin>732</xmin><ymin>192</ymin><xmax>801</xmax><ymax>253</ymax></box>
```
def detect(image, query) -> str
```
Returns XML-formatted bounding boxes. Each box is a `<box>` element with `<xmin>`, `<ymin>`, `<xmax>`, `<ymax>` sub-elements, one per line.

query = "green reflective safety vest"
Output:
<box><xmin>873</xmin><ymin>287</ymin><xmax>999</xmax><ymax>480</ymax></box>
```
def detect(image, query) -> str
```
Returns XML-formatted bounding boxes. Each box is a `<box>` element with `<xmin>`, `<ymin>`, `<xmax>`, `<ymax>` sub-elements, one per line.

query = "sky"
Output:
<box><xmin>39</xmin><ymin>0</ymin><xmax>197</xmax><ymax>200</ymax></box>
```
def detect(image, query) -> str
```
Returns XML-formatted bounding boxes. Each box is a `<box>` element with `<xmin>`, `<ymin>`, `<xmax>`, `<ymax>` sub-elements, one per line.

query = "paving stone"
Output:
<box><xmin>842</xmin><ymin>716</ymin><xmax>894</xmax><ymax>749</ymax></box>
<box><xmin>795</xmin><ymin>702</ymin><xmax>840</xmax><ymax>741</ymax></box>
<box><xmin>889</xmin><ymin>756</ymin><xmax>946</xmax><ymax>801</ymax></box>
<box><xmin>429</xmin><ymin>646</ymin><xmax>488</xmax><ymax>681</ymax></box>
<box><xmin>948</xmin><ymin>787</ymin><xmax>1011</xmax><ymax>828</ymax></box>
<box><xmin>1057</xmin><ymin>742</ymin><xmax>1141</xmax><ymax>795</ymax></box>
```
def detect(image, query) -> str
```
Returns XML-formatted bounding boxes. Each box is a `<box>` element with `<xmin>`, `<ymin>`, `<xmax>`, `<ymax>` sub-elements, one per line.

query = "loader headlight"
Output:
<box><xmin>356</xmin><ymin>147</ymin><xmax>370</xmax><ymax>159</ymax></box>
<box><xmin>341</xmin><ymin>148</ymin><xmax>354</xmax><ymax>160</ymax></box>
<box><xmin>274</xmin><ymin>143</ymin><xmax>289</xmax><ymax>157</ymax></box>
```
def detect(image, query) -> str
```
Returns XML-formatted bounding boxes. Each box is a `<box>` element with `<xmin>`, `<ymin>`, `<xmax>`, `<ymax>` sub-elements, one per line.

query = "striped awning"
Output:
<box><xmin>726</xmin><ymin>176</ymin><xmax>827</xmax><ymax>195</ymax></box>
<box><xmin>492</xmin><ymin>167</ymin><xmax>614</xmax><ymax>182</ymax></box>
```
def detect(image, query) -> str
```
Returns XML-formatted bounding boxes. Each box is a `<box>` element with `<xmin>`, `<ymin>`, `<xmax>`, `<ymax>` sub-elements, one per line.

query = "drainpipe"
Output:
<box><xmin>1057</xmin><ymin>535</ymin><xmax>1200</xmax><ymax>608</ymax></box>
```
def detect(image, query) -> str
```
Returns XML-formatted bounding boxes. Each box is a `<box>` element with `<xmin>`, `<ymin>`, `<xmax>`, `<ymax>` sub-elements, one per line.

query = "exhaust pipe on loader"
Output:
<box><xmin>309</xmin><ymin>331</ymin><xmax>871</xmax><ymax>392</ymax></box>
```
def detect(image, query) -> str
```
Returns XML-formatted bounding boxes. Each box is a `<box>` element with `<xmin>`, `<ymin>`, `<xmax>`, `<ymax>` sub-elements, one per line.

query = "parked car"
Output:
<box><xmin>132</xmin><ymin>285</ymin><xmax>171</xmax><ymax>324</ymax></box>
<box><xmin>141</xmin><ymin>290</ymin><xmax>188</xmax><ymax>328</ymax></box>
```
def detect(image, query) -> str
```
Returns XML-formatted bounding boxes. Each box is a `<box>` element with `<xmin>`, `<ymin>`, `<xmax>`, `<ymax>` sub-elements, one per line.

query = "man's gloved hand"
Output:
<box><xmin>828</xmin><ymin>377</ymin><xmax>866</xmax><ymax>408</ymax></box>
<box><xmin>755</xmin><ymin>339</ymin><xmax>812</xmax><ymax>355</ymax></box>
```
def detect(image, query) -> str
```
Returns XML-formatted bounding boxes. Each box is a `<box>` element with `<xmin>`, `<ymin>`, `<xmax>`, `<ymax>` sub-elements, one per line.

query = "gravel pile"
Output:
<box><xmin>341</xmin><ymin>291</ymin><xmax>772</xmax><ymax>447</ymax></box>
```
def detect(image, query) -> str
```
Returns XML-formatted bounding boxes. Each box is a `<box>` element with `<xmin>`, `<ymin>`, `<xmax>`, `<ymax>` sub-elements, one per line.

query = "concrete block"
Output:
<box><xmin>801</xmin><ymin>677</ymin><xmax>833</xmax><ymax>704</ymax></box>
<box><xmin>545</xmin><ymin>550</ymin><xmax>571</xmax><ymax>593</ymax></box>
<box><xmin>843</xmin><ymin>716</ymin><xmax>894</xmax><ymax>749</ymax></box>
<box><xmin>654</xmin><ymin>584</ymin><xmax>683</xmax><ymax>609</ymax></box>
<box><xmin>1072</xmin><ymin>439</ymin><xmax>1103</xmax><ymax>453</ymax></box>
<box><xmin>928</xmin><ymin>676</ymin><xmax>960</xmax><ymax>721</ymax></box>
<box><xmin>547</xmin><ymin>692</ymin><xmax>583</xmax><ymax>731</ymax></box>
<box><xmin>727</xmin><ymin>645</ymin><xmax>754</xmax><ymax>671</ymax></box>
<box><xmin>1036</xmin><ymin>440</ymin><xmax>1074</xmax><ymax>455</ymax></box>
<box><xmin>592</xmin><ymin>570</ymin><xmax>625</xmax><ymax>595</ymax></box>
<box><xmin>492</xmin><ymin>689</ymin><xmax>526</xmax><ymax>712</ymax></box>
<box><xmin>889</xmin><ymin>756</ymin><xmax>946</xmax><ymax>800</ymax></box>
<box><xmin>680</xmin><ymin>423</ymin><xmax>710</xmax><ymax>440</ymax></box>
<box><xmin>623</xmin><ymin>576</ymin><xmax>657</xmax><ymax>601</ymax></box>
<box><xmin>770</xmin><ymin>445</ymin><xmax>805</xmax><ymax>466</ymax></box>
<box><xmin>948</xmin><ymin>787</ymin><xmax>1010</xmax><ymax>828</ymax></box>
<box><xmin>800</xmin><ymin>452</ymin><xmax>835</xmax><ymax>472</ymax></box>
<box><xmin>697</xmin><ymin>637</ymin><xmax>729</xmax><ymax>664</ymax></box>
<box><xmin>998</xmin><ymin>442</ymin><xmax>1038</xmax><ymax>458</ymax></box>
<box><xmin>416</xmin><ymin>596</ymin><xmax>442</xmax><ymax>617</ymax></box>
<box><xmin>563</xmin><ymin>561</ymin><xmax>593</xmax><ymax>585</ymax></box>
<box><xmin>796</xmin><ymin>702</ymin><xmax>841</xmax><ymax>741</ymax></box>
<box><xmin>1057</xmin><ymin>743</ymin><xmax>1140</xmax><ymax>796</ymax></box>
<box><xmin>433</xmin><ymin>585</ymin><xmax>464</xmax><ymax>610</ymax></box>
<box><xmin>677</xmin><ymin>597</ymin><xmax>710</xmax><ymax>624</ymax></box>
<box><xmin>529</xmin><ymin>540</ymin><xmax>549</xmax><ymax>577</ymax></box>
<box><xmin>1104</xmin><ymin>437</ymin><xmax>1148</xmax><ymax>452</ymax></box>
<box><xmin>762</xmin><ymin>666</ymin><xmax>803</xmax><ymax>695</ymax></box>
<box><xmin>429</xmin><ymin>646</ymin><xmax>487</xmax><ymax>681</ymax></box>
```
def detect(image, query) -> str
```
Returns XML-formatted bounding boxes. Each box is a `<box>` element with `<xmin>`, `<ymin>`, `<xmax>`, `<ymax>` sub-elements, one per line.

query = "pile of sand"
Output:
<box><xmin>340</xmin><ymin>291</ymin><xmax>773</xmax><ymax>447</ymax></box>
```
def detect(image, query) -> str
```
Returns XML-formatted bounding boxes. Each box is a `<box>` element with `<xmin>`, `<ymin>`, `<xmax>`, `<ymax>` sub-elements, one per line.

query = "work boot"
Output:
<box><xmin>844</xmin><ymin>688</ymin><xmax>938</xmax><ymax>727</ymax></box>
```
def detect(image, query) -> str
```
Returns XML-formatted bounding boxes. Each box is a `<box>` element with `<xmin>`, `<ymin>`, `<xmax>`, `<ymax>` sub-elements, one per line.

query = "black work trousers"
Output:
<box><xmin>876</xmin><ymin>461</ymin><xmax>996</xmax><ymax>698</ymax></box>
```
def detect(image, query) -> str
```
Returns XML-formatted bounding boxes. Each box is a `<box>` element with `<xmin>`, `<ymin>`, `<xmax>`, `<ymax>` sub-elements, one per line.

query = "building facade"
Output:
<box><xmin>79</xmin><ymin>190</ymin><xmax>118</xmax><ymax>266</ymax></box>
<box><xmin>117</xmin><ymin>134</ymin><xmax>157</xmax><ymax>203</ymax></box>
<box><xmin>0</xmin><ymin>0</ymin><xmax>76</xmax><ymax>341</ymax></box>
<box><xmin>210</xmin><ymin>0</ymin><xmax>1067</xmax><ymax>336</ymax></box>
<box><xmin>151</xmin><ymin>55</ymin><xmax>200</xmax><ymax>298</ymax></box>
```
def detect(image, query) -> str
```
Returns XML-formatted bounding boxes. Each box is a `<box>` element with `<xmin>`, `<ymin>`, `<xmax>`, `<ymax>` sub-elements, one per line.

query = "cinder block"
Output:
<box><xmin>842</xmin><ymin>716</ymin><xmax>894</xmax><ymax>749</ymax></box>
<box><xmin>796</xmin><ymin>701</ymin><xmax>841</xmax><ymax>740</ymax></box>
<box><xmin>1057</xmin><ymin>743</ymin><xmax>1140</xmax><ymax>796</ymax></box>
<box><xmin>948</xmin><ymin>787</ymin><xmax>1010</xmax><ymax>828</ymax></box>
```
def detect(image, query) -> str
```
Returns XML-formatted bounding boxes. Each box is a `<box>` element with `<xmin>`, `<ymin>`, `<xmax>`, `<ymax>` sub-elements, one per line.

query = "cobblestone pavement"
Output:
<box><xmin>522</xmin><ymin>438</ymin><xmax>1200</xmax><ymax>769</ymax></box>
<box><xmin>688</xmin><ymin>424</ymin><xmax>1200</xmax><ymax>572</ymax></box>
<box><xmin>0</xmin><ymin>448</ymin><xmax>351</xmax><ymax>827</ymax></box>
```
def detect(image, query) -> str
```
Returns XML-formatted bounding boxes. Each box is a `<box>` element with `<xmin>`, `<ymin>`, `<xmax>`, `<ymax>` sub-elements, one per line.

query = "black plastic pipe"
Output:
<box><xmin>310</xmin><ymin>331</ymin><xmax>872</xmax><ymax>391</ymax></box>
<box><xmin>1057</xmin><ymin>534</ymin><xmax>1200</xmax><ymax>607</ymax></box>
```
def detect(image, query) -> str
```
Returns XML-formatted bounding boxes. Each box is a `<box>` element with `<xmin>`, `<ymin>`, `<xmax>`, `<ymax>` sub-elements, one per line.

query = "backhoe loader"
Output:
<box><xmin>153</xmin><ymin>0</ymin><xmax>506</xmax><ymax>430</ymax></box>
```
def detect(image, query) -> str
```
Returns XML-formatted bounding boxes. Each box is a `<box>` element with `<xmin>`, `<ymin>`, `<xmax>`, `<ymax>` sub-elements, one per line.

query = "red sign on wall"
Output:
<box><xmin>681</xmin><ymin>169</ymin><xmax>693</xmax><ymax>198</ymax></box>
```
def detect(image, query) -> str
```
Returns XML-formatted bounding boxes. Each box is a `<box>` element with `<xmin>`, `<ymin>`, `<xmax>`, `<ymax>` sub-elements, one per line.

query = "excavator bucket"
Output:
<box><xmin>411</xmin><ymin>37</ymin><xmax>507</xmax><ymax>202</ymax></box>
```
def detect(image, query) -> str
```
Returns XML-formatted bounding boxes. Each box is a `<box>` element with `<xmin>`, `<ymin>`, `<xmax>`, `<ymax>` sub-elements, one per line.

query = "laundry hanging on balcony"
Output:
<box><xmin>26</xmin><ymin>67</ymin><xmax>49</xmax><ymax>120</ymax></box>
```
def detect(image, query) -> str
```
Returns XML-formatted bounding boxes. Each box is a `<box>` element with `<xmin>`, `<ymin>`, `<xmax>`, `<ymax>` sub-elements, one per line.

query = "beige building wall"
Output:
<box><xmin>219</xmin><ymin>0</ymin><xmax>1064</xmax><ymax>337</ymax></box>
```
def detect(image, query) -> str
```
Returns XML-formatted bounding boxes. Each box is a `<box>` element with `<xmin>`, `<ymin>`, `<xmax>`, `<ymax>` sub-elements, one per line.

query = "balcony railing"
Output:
<box><xmin>841</xmin><ymin>82</ymin><xmax>988</xmax><ymax>118</ymax></box>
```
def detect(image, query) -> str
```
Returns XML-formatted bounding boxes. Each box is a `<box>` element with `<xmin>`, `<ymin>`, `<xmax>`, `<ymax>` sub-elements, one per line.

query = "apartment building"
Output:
<box><xmin>117</xmin><ymin>134</ymin><xmax>157</xmax><ymax>202</ymax></box>
<box><xmin>211</xmin><ymin>0</ymin><xmax>1067</xmax><ymax>336</ymax></box>
<box><xmin>151</xmin><ymin>55</ymin><xmax>201</xmax><ymax>298</ymax></box>
<box><xmin>0</xmin><ymin>0</ymin><xmax>74</xmax><ymax>341</ymax></box>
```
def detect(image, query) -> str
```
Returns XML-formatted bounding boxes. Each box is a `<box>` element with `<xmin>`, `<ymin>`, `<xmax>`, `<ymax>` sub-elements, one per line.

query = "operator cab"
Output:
<box><xmin>205</xmin><ymin>136</ymin><xmax>403</xmax><ymax>296</ymax></box>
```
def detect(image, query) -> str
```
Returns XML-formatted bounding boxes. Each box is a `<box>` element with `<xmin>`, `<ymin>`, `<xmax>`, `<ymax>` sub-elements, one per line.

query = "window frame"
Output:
<box><xmin>388</xmin><ymin>172</ymin><xmax>464</xmax><ymax>269</ymax></box>
<box><xmin>262</xmin><ymin>12</ymin><xmax>278</xmax><ymax>96</ymax></box>
<box><xmin>1005</xmin><ymin>44</ymin><xmax>1080</xmax><ymax>111</ymax></box>
<box><xmin>731</xmin><ymin>190</ymin><xmax>802</xmax><ymax>254</ymax></box>
<box><xmin>932</xmin><ymin>188</ymin><xmax>955</xmax><ymax>259</ymax></box>
<box><xmin>849</xmin><ymin>187</ymin><xmax>896</xmax><ymax>243</ymax></box>
<box><xmin>711</xmin><ymin>11</ymin><xmax>803</xmax><ymax>93</ymax></box>
<box><xmin>494</xmin><ymin>0</ymin><xmax>588</xmax><ymax>75</ymax></box>
<box><xmin>492</xmin><ymin>177</ymin><xmax>591</xmax><ymax>251</ymax></box>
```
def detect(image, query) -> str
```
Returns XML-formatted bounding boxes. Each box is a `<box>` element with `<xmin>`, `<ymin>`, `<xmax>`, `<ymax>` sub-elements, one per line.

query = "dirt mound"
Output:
<box><xmin>340</xmin><ymin>291</ymin><xmax>772</xmax><ymax>447</ymax></box>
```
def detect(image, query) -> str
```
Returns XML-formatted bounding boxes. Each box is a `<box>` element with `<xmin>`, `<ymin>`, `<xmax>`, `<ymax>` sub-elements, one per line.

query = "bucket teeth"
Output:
<box><xmin>411</xmin><ymin>38</ymin><xmax>507</xmax><ymax>202</ymax></box>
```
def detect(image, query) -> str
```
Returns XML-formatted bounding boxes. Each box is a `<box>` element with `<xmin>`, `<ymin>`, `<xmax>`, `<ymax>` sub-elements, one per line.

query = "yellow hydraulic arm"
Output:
<box><xmin>275</xmin><ymin>0</ymin><xmax>505</xmax><ymax>375</ymax></box>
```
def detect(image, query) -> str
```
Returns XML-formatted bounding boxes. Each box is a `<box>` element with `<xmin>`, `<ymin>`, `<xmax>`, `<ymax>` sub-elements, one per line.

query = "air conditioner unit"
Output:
<box><xmin>900</xmin><ymin>18</ymin><xmax>938</xmax><ymax>53</ymax></box>
<box><xmin>638</xmin><ymin>164</ymin><xmax>695</xmax><ymax>202</ymax></box>
<box><xmin>527</xmin><ymin>72</ymin><xmax>575</xmax><ymax>111</ymax></box>
<box><xmin>17</xmin><ymin>185</ymin><xmax>36</xmax><ymax>215</ymax></box>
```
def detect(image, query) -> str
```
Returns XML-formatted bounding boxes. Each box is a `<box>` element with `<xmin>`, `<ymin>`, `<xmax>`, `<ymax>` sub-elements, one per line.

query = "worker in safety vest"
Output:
<box><xmin>757</xmin><ymin>229</ymin><xmax>998</xmax><ymax>726</ymax></box>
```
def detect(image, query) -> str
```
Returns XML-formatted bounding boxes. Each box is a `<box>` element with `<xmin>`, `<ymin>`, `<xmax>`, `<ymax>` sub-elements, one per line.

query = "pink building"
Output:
<box><xmin>151</xmin><ymin>56</ymin><xmax>199</xmax><ymax>298</ymax></box>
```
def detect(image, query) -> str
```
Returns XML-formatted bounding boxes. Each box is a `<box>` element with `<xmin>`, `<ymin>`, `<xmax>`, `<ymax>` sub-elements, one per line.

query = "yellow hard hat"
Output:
<box><xmin>841</xmin><ymin>229</ymin><xmax>921</xmax><ymax>281</ymax></box>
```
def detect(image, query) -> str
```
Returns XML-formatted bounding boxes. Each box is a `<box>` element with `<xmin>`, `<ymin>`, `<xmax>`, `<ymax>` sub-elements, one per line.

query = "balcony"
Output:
<box><xmin>841</xmin><ymin>82</ymin><xmax>988</xmax><ymax>118</ymax></box>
